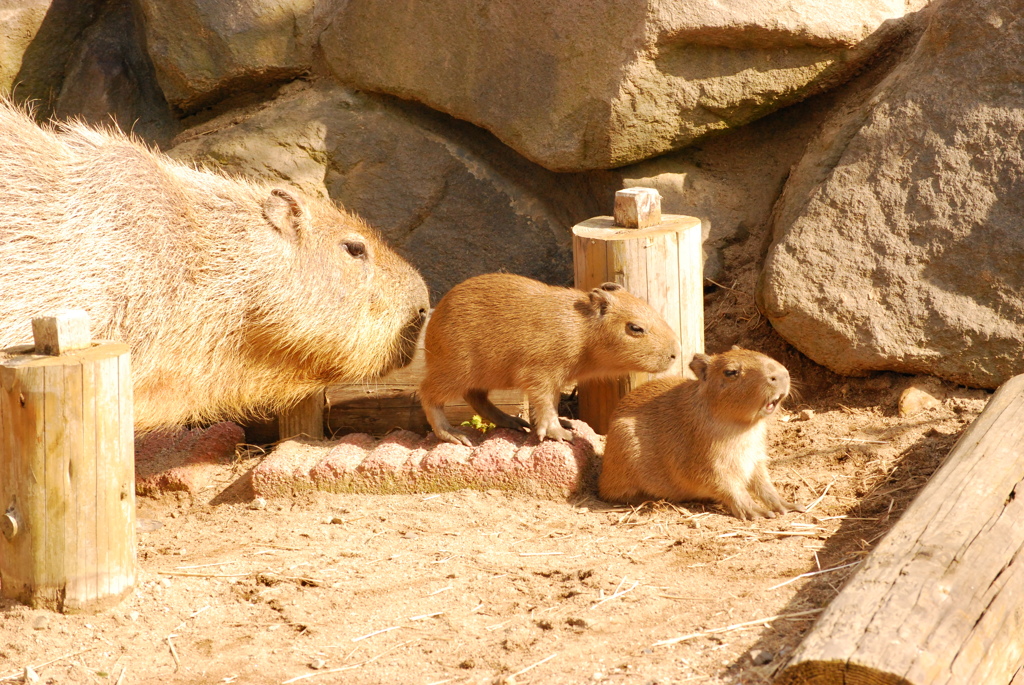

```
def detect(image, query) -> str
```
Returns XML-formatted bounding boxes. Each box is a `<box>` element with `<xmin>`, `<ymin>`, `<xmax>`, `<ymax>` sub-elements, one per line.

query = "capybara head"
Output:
<box><xmin>689</xmin><ymin>348</ymin><xmax>790</xmax><ymax>424</ymax></box>
<box><xmin>0</xmin><ymin>99</ymin><xmax>429</xmax><ymax>430</ymax></box>
<box><xmin>245</xmin><ymin>188</ymin><xmax>428</xmax><ymax>381</ymax></box>
<box><xmin>583</xmin><ymin>283</ymin><xmax>680</xmax><ymax>374</ymax></box>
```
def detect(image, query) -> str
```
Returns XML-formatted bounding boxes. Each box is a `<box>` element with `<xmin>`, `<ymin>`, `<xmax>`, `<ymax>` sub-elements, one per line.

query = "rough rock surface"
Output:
<box><xmin>251</xmin><ymin>420</ymin><xmax>602</xmax><ymax>498</ymax></box>
<box><xmin>321</xmin><ymin>0</ymin><xmax>924</xmax><ymax>171</ymax></box>
<box><xmin>135</xmin><ymin>422</ymin><xmax>245</xmax><ymax>496</ymax></box>
<box><xmin>136</xmin><ymin>0</ymin><xmax>316</xmax><ymax>114</ymax></box>
<box><xmin>759</xmin><ymin>0</ymin><xmax>1024</xmax><ymax>388</ymax></box>
<box><xmin>0</xmin><ymin>0</ymin><xmax>49</xmax><ymax>94</ymax></box>
<box><xmin>52</xmin><ymin>0</ymin><xmax>177</xmax><ymax>147</ymax></box>
<box><xmin>169</xmin><ymin>81</ymin><xmax>602</xmax><ymax>300</ymax></box>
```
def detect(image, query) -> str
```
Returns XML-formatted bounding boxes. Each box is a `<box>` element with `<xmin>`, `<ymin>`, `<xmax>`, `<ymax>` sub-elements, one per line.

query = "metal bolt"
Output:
<box><xmin>1</xmin><ymin>511</ymin><xmax>18</xmax><ymax>541</ymax></box>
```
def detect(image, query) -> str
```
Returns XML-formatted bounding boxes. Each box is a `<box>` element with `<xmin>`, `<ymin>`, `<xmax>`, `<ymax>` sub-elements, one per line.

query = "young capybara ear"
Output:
<box><xmin>263</xmin><ymin>188</ymin><xmax>307</xmax><ymax>240</ymax></box>
<box><xmin>598</xmin><ymin>282</ymin><xmax>624</xmax><ymax>292</ymax></box>
<box><xmin>588</xmin><ymin>285</ymin><xmax>618</xmax><ymax>315</ymax></box>
<box><xmin>689</xmin><ymin>353</ymin><xmax>712</xmax><ymax>381</ymax></box>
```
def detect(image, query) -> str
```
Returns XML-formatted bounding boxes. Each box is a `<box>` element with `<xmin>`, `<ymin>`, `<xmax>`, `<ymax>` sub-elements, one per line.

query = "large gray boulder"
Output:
<box><xmin>136</xmin><ymin>0</ymin><xmax>317</xmax><ymax>113</ymax></box>
<box><xmin>758</xmin><ymin>0</ymin><xmax>1024</xmax><ymax>388</ymax></box>
<box><xmin>169</xmin><ymin>82</ymin><xmax>601</xmax><ymax>301</ymax></box>
<box><xmin>321</xmin><ymin>0</ymin><xmax>924</xmax><ymax>171</ymax></box>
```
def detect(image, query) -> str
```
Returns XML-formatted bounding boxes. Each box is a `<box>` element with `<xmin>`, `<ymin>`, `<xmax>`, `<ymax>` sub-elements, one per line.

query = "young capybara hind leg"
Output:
<box><xmin>422</xmin><ymin>401</ymin><xmax>474</xmax><ymax>447</ymax></box>
<box><xmin>528</xmin><ymin>387</ymin><xmax>573</xmax><ymax>442</ymax></box>
<box><xmin>750</xmin><ymin>463</ymin><xmax>804</xmax><ymax>515</ymax></box>
<box><xmin>463</xmin><ymin>389</ymin><xmax>530</xmax><ymax>431</ymax></box>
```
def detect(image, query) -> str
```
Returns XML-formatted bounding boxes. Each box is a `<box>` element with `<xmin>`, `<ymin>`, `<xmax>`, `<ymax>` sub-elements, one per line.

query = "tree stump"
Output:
<box><xmin>775</xmin><ymin>374</ymin><xmax>1024</xmax><ymax>685</ymax></box>
<box><xmin>0</xmin><ymin>312</ymin><xmax>135</xmax><ymax>612</ymax></box>
<box><xmin>572</xmin><ymin>189</ymin><xmax>703</xmax><ymax>434</ymax></box>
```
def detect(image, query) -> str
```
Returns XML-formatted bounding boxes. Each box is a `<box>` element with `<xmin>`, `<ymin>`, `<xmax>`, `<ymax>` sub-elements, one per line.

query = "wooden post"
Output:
<box><xmin>0</xmin><ymin>311</ymin><xmax>135</xmax><ymax>612</ymax></box>
<box><xmin>278</xmin><ymin>391</ymin><xmax>326</xmax><ymax>441</ymax></box>
<box><xmin>775</xmin><ymin>374</ymin><xmax>1024</xmax><ymax>685</ymax></box>
<box><xmin>572</xmin><ymin>189</ymin><xmax>703</xmax><ymax>434</ymax></box>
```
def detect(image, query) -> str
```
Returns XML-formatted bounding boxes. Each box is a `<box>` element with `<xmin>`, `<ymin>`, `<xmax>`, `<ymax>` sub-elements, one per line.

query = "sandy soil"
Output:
<box><xmin>0</xmin><ymin>256</ymin><xmax>992</xmax><ymax>685</ymax></box>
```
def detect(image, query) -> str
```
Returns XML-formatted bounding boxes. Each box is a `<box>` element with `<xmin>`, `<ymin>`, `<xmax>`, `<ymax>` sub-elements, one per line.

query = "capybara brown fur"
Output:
<box><xmin>599</xmin><ymin>348</ymin><xmax>803</xmax><ymax>520</ymax></box>
<box><xmin>0</xmin><ymin>99</ymin><xmax>429</xmax><ymax>431</ymax></box>
<box><xmin>420</xmin><ymin>273</ymin><xmax>681</xmax><ymax>446</ymax></box>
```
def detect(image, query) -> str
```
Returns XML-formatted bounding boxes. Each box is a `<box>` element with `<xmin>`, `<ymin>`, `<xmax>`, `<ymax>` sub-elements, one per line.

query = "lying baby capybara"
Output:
<box><xmin>599</xmin><ymin>348</ymin><xmax>803</xmax><ymax>520</ymax></box>
<box><xmin>420</xmin><ymin>273</ymin><xmax>680</xmax><ymax>446</ymax></box>
<box><xmin>0</xmin><ymin>99</ymin><xmax>429</xmax><ymax>430</ymax></box>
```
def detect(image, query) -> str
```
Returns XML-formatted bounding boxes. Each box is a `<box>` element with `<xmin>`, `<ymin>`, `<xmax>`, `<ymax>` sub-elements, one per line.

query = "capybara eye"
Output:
<box><xmin>343</xmin><ymin>241</ymin><xmax>367</xmax><ymax>258</ymax></box>
<box><xmin>627</xmin><ymin>323</ymin><xmax>645</xmax><ymax>335</ymax></box>
<box><xmin>724</xmin><ymin>368</ymin><xmax>740</xmax><ymax>377</ymax></box>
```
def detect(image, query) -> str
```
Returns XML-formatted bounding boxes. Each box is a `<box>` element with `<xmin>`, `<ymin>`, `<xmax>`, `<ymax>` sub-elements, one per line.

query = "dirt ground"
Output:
<box><xmin>0</xmin><ymin>258</ymin><xmax>993</xmax><ymax>685</ymax></box>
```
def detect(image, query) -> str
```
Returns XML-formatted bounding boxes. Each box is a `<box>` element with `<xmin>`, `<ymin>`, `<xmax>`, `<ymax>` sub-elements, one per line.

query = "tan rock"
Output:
<box><xmin>899</xmin><ymin>379</ymin><xmax>946</xmax><ymax>417</ymax></box>
<box><xmin>760</xmin><ymin>0</ymin><xmax>1024</xmax><ymax>389</ymax></box>
<box><xmin>321</xmin><ymin>0</ymin><xmax>925</xmax><ymax>171</ymax></box>
<box><xmin>136</xmin><ymin>0</ymin><xmax>316</xmax><ymax>113</ymax></box>
<box><xmin>0</xmin><ymin>0</ymin><xmax>49</xmax><ymax>94</ymax></box>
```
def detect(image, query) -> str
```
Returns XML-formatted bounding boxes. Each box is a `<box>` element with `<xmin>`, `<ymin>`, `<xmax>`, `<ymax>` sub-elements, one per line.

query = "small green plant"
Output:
<box><xmin>460</xmin><ymin>415</ymin><xmax>496</xmax><ymax>433</ymax></box>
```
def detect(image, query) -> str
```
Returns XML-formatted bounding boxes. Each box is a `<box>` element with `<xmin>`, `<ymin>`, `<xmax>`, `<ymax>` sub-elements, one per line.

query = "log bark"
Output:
<box><xmin>572</xmin><ymin>214</ymin><xmax>703</xmax><ymax>433</ymax></box>
<box><xmin>775</xmin><ymin>373</ymin><xmax>1024</xmax><ymax>685</ymax></box>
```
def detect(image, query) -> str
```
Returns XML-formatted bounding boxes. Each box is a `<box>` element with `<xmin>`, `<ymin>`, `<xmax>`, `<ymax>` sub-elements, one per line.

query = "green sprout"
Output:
<box><xmin>460</xmin><ymin>415</ymin><xmax>497</xmax><ymax>433</ymax></box>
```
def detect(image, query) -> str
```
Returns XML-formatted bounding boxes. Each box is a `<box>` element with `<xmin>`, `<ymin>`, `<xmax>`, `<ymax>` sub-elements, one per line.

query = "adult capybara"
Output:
<box><xmin>599</xmin><ymin>348</ymin><xmax>803</xmax><ymax>520</ymax></box>
<box><xmin>420</xmin><ymin>273</ymin><xmax>680</xmax><ymax>446</ymax></box>
<box><xmin>0</xmin><ymin>99</ymin><xmax>429</xmax><ymax>431</ymax></box>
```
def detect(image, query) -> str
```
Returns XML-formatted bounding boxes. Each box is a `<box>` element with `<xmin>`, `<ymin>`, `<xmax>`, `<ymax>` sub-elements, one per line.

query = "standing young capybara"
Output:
<box><xmin>419</xmin><ymin>273</ymin><xmax>681</xmax><ymax>446</ymax></box>
<box><xmin>0</xmin><ymin>99</ymin><xmax>429</xmax><ymax>431</ymax></box>
<box><xmin>599</xmin><ymin>348</ymin><xmax>803</xmax><ymax>520</ymax></box>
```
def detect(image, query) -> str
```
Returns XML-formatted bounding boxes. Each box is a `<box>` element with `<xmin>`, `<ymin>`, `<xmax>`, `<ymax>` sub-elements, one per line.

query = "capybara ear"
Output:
<box><xmin>598</xmin><ymin>282</ymin><xmax>624</xmax><ymax>292</ymax></box>
<box><xmin>263</xmin><ymin>188</ymin><xmax>307</xmax><ymax>240</ymax></box>
<box><xmin>730</xmin><ymin>344</ymin><xmax>742</xmax><ymax>351</ymax></box>
<box><xmin>589</xmin><ymin>286</ymin><xmax>615</xmax><ymax>315</ymax></box>
<box><xmin>690</xmin><ymin>353</ymin><xmax>712</xmax><ymax>381</ymax></box>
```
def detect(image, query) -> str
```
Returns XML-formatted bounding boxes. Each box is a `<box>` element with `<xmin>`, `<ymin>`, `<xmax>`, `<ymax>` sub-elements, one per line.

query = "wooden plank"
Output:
<box><xmin>775</xmin><ymin>374</ymin><xmax>1024</xmax><ymax>685</ymax></box>
<box><xmin>59</xmin><ymin>361</ymin><xmax>83</xmax><ymax>608</ymax></box>
<box><xmin>279</xmin><ymin>391</ymin><xmax>325</xmax><ymax>440</ymax></box>
<box><xmin>115</xmin><ymin>349</ymin><xmax>135</xmax><ymax>604</ymax></box>
<box><xmin>0</xmin><ymin>362</ymin><xmax>45</xmax><ymax>606</ymax></box>
<box><xmin>41</xmin><ymin>363</ymin><xmax>66</xmax><ymax>609</ymax></box>
<box><xmin>75</xmin><ymin>352</ymin><xmax>99</xmax><ymax>608</ymax></box>
<box><xmin>676</xmin><ymin>221</ymin><xmax>704</xmax><ymax>374</ymax></box>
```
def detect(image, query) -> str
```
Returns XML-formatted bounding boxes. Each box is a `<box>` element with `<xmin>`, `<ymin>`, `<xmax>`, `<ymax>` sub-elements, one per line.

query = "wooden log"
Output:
<box><xmin>278</xmin><ymin>391</ymin><xmax>325</xmax><ymax>441</ymax></box>
<box><xmin>572</xmin><ymin>213</ymin><xmax>703</xmax><ymax>434</ymax></box>
<box><xmin>614</xmin><ymin>187</ymin><xmax>662</xmax><ymax>229</ymax></box>
<box><xmin>0</xmin><ymin>314</ymin><xmax>135</xmax><ymax>612</ymax></box>
<box><xmin>775</xmin><ymin>373</ymin><xmax>1024</xmax><ymax>685</ymax></box>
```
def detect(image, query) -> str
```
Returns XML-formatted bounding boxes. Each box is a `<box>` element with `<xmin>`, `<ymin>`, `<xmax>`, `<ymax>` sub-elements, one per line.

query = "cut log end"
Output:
<box><xmin>31</xmin><ymin>310</ymin><xmax>92</xmax><ymax>356</ymax></box>
<box><xmin>775</xmin><ymin>660</ymin><xmax>914</xmax><ymax>685</ymax></box>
